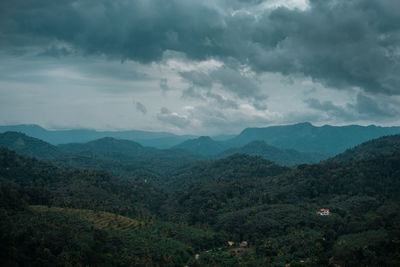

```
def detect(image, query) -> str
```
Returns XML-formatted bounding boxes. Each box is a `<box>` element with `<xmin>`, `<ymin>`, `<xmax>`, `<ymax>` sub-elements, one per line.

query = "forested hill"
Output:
<box><xmin>0</xmin><ymin>131</ymin><xmax>63</xmax><ymax>160</ymax></box>
<box><xmin>164</xmin><ymin>153</ymin><xmax>291</xmax><ymax>190</ymax></box>
<box><xmin>0</xmin><ymin>124</ymin><xmax>195</xmax><ymax>147</ymax></box>
<box><xmin>1</xmin><ymin>134</ymin><xmax>400</xmax><ymax>265</ymax></box>
<box><xmin>58</xmin><ymin>137</ymin><xmax>145</xmax><ymax>154</ymax></box>
<box><xmin>218</xmin><ymin>141</ymin><xmax>329</xmax><ymax>166</ymax></box>
<box><xmin>162</xmin><ymin>150</ymin><xmax>400</xmax><ymax>265</ymax></box>
<box><xmin>57</xmin><ymin>136</ymin><xmax>202</xmax><ymax>161</ymax></box>
<box><xmin>331</xmin><ymin>134</ymin><xmax>400</xmax><ymax>162</ymax></box>
<box><xmin>227</xmin><ymin>122</ymin><xmax>400</xmax><ymax>155</ymax></box>
<box><xmin>0</xmin><ymin>148</ymin><xmax>165</xmax><ymax>216</ymax></box>
<box><xmin>0</xmin><ymin>132</ymin><xmax>204</xmax><ymax>178</ymax></box>
<box><xmin>173</xmin><ymin>136</ymin><xmax>229</xmax><ymax>155</ymax></box>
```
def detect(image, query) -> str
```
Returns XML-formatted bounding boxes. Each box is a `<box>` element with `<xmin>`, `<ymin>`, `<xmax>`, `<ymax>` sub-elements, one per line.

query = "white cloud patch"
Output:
<box><xmin>156</xmin><ymin>107</ymin><xmax>191</xmax><ymax>129</ymax></box>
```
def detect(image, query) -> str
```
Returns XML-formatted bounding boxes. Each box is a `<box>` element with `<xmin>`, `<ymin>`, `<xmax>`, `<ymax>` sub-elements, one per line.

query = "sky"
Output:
<box><xmin>0</xmin><ymin>0</ymin><xmax>399</xmax><ymax>135</ymax></box>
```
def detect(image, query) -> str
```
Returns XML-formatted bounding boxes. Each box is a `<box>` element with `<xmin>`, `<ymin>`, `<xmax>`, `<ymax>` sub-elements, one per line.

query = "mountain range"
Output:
<box><xmin>227</xmin><ymin>122</ymin><xmax>400</xmax><ymax>155</ymax></box>
<box><xmin>2</xmin><ymin>131</ymin><xmax>399</xmax><ymax>265</ymax></box>
<box><xmin>0</xmin><ymin>131</ymin><xmax>327</xmax><ymax>167</ymax></box>
<box><xmin>2</xmin><ymin>122</ymin><xmax>400</xmax><ymax>157</ymax></box>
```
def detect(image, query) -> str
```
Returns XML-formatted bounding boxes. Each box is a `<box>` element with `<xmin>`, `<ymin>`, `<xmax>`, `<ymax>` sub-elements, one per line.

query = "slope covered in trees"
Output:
<box><xmin>164</xmin><ymin>154</ymin><xmax>290</xmax><ymax>191</ymax></box>
<box><xmin>331</xmin><ymin>134</ymin><xmax>400</xmax><ymax>162</ymax></box>
<box><xmin>163</xmin><ymin>151</ymin><xmax>400</xmax><ymax>265</ymax></box>
<box><xmin>0</xmin><ymin>132</ymin><xmax>204</xmax><ymax>179</ymax></box>
<box><xmin>227</xmin><ymin>122</ymin><xmax>400</xmax><ymax>155</ymax></box>
<box><xmin>0</xmin><ymin>131</ymin><xmax>63</xmax><ymax>160</ymax></box>
<box><xmin>0</xmin><ymin>124</ymin><xmax>195</xmax><ymax>147</ymax></box>
<box><xmin>1</xmin><ymin>133</ymin><xmax>400</xmax><ymax>266</ymax></box>
<box><xmin>218</xmin><ymin>141</ymin><xmax>328</xmax><ymax>166</ymax></box>
<box><xmin>0</xmin><ymin>148</ymin><xmax>165</xmax><ymax>216</ymax></box>
<box><xmin>173</xmin><ymin>136</ymin><xmax>230</xmax><ymax>156</ymax></box>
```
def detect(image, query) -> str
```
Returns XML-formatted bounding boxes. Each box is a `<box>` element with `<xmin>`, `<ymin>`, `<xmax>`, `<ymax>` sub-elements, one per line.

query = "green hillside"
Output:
<box><xmin>173</xmin><ymin>136</ymin><xmax>229</xmax><ymax>155</ymax></box>
<box><xmin>218</xmin><ymin>141</ymin><xmax>329</xmax><ymax>166</ymax></box>
<box><xmin>1</xmin><ymin>202</ymin><xmax>227</xmax><ymax>266</ymax></box>
<box><xmin>228</xmin><ymin>123</ymin><xmax>400</xmax><ymax>155</ymax></box>
<box><xmin>1</xmin><ymin>134</ymin><xmax>400</xmax><ymax>266</ymax></box>
<box><xmin>331</xmin><ymin>134</ymin><xmax>400</xmax><ymax>162</ymax></box>
<box><xmin>0</xmin><ymin>131</ymin><xmax>63</xmax><ymax>160</ymax></box>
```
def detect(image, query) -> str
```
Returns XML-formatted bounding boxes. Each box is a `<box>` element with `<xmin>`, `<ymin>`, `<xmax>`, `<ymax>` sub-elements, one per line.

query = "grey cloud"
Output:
<box><xmin>156</xmin><ymin>107</ymin><xmax>190</xmax><ymax>128</ymax></box>
<box><xmin>1</xmin><ymin>0</ymin><xmax>399</xmax><ymax>95</ymax></box>
<box><xmin>352</xmin><ymin>93</ymin><xmax>398</xmax><ymax>118</ymax></box>
<box><xmin>252</xmin><ymin>98</ymin><xmax>268</xmax><ymax>111</ymax></box>
<box><xmin>180</xmin><ymin>71</ymin><xmax>213</xmax><ymax>88</ymax></box>
<box><xmin>135</xmin><ymin>101</ymin><xmax>147</xmax><ymax>115</ymax></box>
<box><xmin>305</xmin><ymin>98</ymin><xmax>356</xmax><ymax>121</ymax></box>
<box><xmin>160</xmin><ymin>78</ymin><xmax>169</xmax><ymax>91</ymax></box>
<box><xmin>206</xmin><ymin>91</ymin><xmax>239</xmax><ymax>109</ymax></box>
<box><xmin>306</xmin><ymin>93</ymin><xmax>399</xmax><ymax>121</ymax></box>
<box><xmin>181</xmin><ymin>86</ymin><xmax>206</xmax><ymax>100</ymax></box>
<box><xmin>210</xmin><ymin>67</ymin><xmax>264</xmax><ymax>100</ymax></box>
<box><xmin>186</xmin><ymin>104</ymin><xmax>273</xmax><ymax>134</ymax></box>
<box><xmin>38</xmin><ymin>45</ymin><xmax>75</xmax><ymax>57</ymax></box>
<box><xmin>249</xmin><ymin>0</ymin><xmax>400</xmax><ymax>95</ymax></box>
<box><xmin>0</xmin><ymin>0</ymin><xmax>225</xmax><ymax>62</ymax></box>
<box><xmin>180</xmin><ymin>65</ymin><xmax>267</xmax><ymax>109</ymax></box>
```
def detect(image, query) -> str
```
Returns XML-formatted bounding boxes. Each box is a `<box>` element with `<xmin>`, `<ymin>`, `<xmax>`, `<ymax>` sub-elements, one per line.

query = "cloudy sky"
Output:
<box><xmin>0</xmin><ymin>0</ymin><xmax>399</xmax><ymax>135</ymax></box>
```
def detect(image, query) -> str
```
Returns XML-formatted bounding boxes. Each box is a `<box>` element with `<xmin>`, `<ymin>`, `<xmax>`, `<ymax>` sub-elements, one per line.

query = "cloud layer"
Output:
<box><xmin>0</xmin><ymin>0</ymin><xmax>399</xmax><ymax>133</ymax></box>
<box><xmin>1</xmin><ymin>0</ymin><xmax>399</xmax><ymax>95</ymax></box>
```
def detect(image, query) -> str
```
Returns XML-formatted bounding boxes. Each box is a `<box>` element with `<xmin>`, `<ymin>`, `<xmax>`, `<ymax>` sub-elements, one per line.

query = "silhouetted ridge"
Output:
<box><xmin>173</xmin><ymin>136</ymin><xmax>229</xmax><ymax>155</ymax></box>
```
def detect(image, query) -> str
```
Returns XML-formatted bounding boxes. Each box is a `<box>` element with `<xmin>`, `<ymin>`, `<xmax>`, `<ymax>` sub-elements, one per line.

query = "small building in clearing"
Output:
<box><xmin>317</xmin><ymin>209</ymin><xmax>330</xmax><ymax>216</ymax></box>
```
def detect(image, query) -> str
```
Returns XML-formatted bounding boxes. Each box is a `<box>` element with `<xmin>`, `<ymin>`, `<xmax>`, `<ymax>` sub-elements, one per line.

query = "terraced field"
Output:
<box><xmin>31</xmin><ymin>205</ymin><xmax>142</xmax><ymax>232</ymax></box>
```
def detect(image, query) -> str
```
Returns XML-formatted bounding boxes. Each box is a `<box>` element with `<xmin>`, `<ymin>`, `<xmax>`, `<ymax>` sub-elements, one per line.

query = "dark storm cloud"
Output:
<box><xmin>180</xmin><ymin>65</ymin><xmax>267</xmax><ymax>106</ymax></box>
<box><xmin>305</xmin><ymin>98</ymin><xmax>356</xmax><ymax>121</ymax></box>
<box><xmin>305</xmin><ymin>93</ymin><xmax>399</xmax><ymax>121</ymax></box>
<box><xmin>250</xmin><ymin>0</ymin><xmax>400</xmax><ymax>95</ymax></box>
<box><xmin>156</xmin><ymin>107</ymin><xmax>190</xmax><ymax>128</ymax></box>
<box><xmin>0</xmin><ymin>0</ymin><xmax>225</xmax><ymax>62</ymax></box>
<box><xmin>351</xmin><ymin>93</ymin><xmax>398</xmax><ymax>118</ymax></box>
<box><xmin>135</xmin><ymin>101</ymin><xmax>147</xmax><ymax>114</ymax></box>
<box><xmin>1</xmin><ymin>0</ymin><xmax>399</xmax><ymax>95</ymax></box>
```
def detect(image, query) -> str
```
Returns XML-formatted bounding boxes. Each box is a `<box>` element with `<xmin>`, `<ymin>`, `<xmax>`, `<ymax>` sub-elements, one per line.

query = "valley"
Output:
<box><xmin>1</xmin><ymin>125</ymin><xmax>399</xmax><ymax>266</ymax></box>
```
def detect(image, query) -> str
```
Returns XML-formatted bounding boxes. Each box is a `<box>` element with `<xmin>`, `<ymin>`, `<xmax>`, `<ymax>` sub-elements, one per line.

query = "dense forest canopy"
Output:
<box><xmin>1</xmin><ymin>133</ymin><xmax>400</xmax><ymax>266</ymax></box>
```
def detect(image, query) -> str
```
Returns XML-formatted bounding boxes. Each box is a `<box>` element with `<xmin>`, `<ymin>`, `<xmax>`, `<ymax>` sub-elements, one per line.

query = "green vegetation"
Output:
<box><xmin>218</xmin><ymin>140</ymin><xmax>328</xmax><ymax>166</ymax></box>
<box><xmin>1</xmin><ymin>133</ymin><xmax>400</xmax><ymax>266</ymax></box>
<box><xmin>331</xmin><ymin>134</ymin><xmax>400</xmax><ymax>162</ymax></box>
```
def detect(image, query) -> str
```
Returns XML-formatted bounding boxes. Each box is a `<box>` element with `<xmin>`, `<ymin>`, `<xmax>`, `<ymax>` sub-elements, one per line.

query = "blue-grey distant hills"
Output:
<box><xmin>173</xmin><ymin>136</ymin><xmax>230</xmax><ymax>156</ymax></box>
<box><xmin>0</xmin><ymin>132</ymin><xmax>204</xmax><ymax>176</ymax></box>
<box><xmin>226</xmin><ymin>122</ymin><xmax>400</xmax><ymax>155</ymax></box>
<box><xmin>0</xmin><ymin>131</ymin><xmax>63</xmax><ymax>160</ymax></box>
<box><xmin>0</xmin><ymin>124</ymin><xmax>196</xmax><ymax>148</ymax></box>
<box><xmin>2</xmin><ymin>122</ymin><xmax>400</xmax><ymax>156</ymax></box>
<box><xmin>173</xmin><ymin>136</ymin><xmax>328</xmax><ymax>166</ymax></box>
<box><xmin>57</xmin><ymin>137</ymin><xmax>202</xmax><ymax>163</ymax></box>
<box><xmin>218</xmin><ymin>141</ymin><xmax>329</xmax><ymax>166</ymax></box>
<box><xmin>330</xmin><ymin>134</ymin><xmax>400</xmax><ymax>163</ymax></box>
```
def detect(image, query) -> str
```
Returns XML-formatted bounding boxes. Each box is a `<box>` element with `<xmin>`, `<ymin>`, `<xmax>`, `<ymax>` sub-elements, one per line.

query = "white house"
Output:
<box><xmin>317</xmin><ymin>209</ymin><xmax>330</xmax><ymax>216</ymax></box>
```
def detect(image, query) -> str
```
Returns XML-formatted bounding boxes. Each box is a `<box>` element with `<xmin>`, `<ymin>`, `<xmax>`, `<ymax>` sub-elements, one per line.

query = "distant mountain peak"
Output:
<box><xmin>174</xmin><ymin>136</ymin><xmax>228</xmax><ymax>156</ymax></box>
<box><xmin>229</xmin><ymin>123</ymin><xmax>400</xmax><ymax>155</ymax></box>
<box><xmin>197</xmin><ymin>136</ymin><xmax>213</xmax><ymax>141</ymax></box>
<box><xmin>294</xmin><ymin>122</ymin><xmax>313</xmax><ymax>127</ymax></box>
